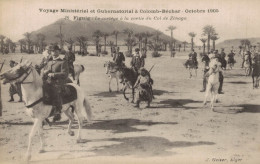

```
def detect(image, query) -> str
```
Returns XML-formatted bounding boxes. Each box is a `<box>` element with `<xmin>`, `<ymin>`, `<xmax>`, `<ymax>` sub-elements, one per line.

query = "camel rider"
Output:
<box><xmin>113</xmin><ymin>47</ymin><xmax>125</xmax><ymax>69</ymax></box>
<box><xmin>66</xmin><ymin>47</ymin><xmax>75</xmax><ymax>80</ymax></box>
<box><xmin>42</xmin><ymin>45</ymin><xmax>69</xmax><ymax>122</ymax></box>
<box><xmin>8</xmin><ymin>60</ymin><xmax>23</xmax><ymax>102</ymax></box>
<box><xmin>185</xmin><ymin>49</ymin><xmax>198</xmax><ymax>69</ymax></box>
<box><xmin>130</xmin><ymin>48</ymin><xmax>145</xmax><ymax>74</ymax></box>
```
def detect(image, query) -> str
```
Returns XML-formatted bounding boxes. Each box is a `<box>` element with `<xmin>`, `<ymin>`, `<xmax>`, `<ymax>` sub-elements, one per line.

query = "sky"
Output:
<box><xmin>0</xmin><ymin>0</ymin><xmax>260</xmax><ymax>45</ymax></box>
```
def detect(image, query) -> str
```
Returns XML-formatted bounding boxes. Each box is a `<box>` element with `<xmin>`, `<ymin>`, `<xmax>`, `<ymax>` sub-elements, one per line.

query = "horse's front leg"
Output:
<box><xmin>189</xmin><ymin>69</ymin><xmax>192</xmax><ymax>78</ymax></box>
<box><xmin>25</xmin><ymin>118</ymin><xmax>41</xmax><ymax>161</ymax></box>
<box><xmin>203</xmin><ymin>84</ymin><xmax>210</xmax><ymax>106</ymax></box>
<box><xmin>131</xmin><ymin>88</ymin><xmax>135</xmax><ymax>103</ymax></box>
<box><xmin>64</xmin><ymin>109</ymin><xmax>75</xmax><ymax>136</ymax></box>
<box><xmin>195</xmin><ymin>69</ymin><xmax>197</xmax><ymax>77</ymax></box>
<box><xmin>38</xmin><ymin>121</ymin><xmax>45</xmax><ymax>153</ymax></box>
<box><xmin>109</xmin><ymin>77</ymin><xmax>112</xmax><ymax>92</ymax></box>
<box><xmin>116</xmin><ymin>77</ymin><xmax>119</xmax><ymax>92</ymax></box>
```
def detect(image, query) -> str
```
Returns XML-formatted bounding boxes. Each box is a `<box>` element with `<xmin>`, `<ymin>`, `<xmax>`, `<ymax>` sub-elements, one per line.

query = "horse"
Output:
<box><xmin>203</xmin><ymin>63</ymin><xmax>221</xmax><ymax>111</ymax></box>
<box><xmin>243</xmin><ymin>55</ymin><xmax>251</xmax><ymax>76</ymax></box>
<box><xmin>104</xmin><ymin>61</ymin><xmax>122</xmax><ymax>92</ymax></box>
<box><xmin>0</xmin><ymin>61</ymin><xmax>92</xmax><ymax>161</ymax></box>
<box><xmin>227</xmin><ymin>55</ymin><xmax>236</xmax><ymax>70</ymax></box>
<box><xmin>185</xmin><ymin>57</ymin><xmax>198</xmax><ymax>78</ymax></box>
<box><xmin>73</xmin><ymin>64</ymin><xmax>85</xmax><ymax>86</ymax></box>
<box><xmin>252</xmin><ymin>56</ymin><xmax>260</xmax><ymax>89</ymax></box>
<box><xmin>118</xmin><ymin>67</ymin><xmax>138</xmax><ymax>102</ymax></box>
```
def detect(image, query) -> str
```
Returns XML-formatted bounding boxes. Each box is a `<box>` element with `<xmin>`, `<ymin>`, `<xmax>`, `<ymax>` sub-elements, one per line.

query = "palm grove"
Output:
<box><xmin>1</xmin><ymin>23</ymin><xmax>257</xmax><ymax>57</ymax></box>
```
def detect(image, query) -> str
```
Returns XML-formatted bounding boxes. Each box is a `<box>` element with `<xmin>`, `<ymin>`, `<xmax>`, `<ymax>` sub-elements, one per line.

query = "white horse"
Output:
<box><xmin>203</xmin><ymin>61</ymin><xmax>221</xmax><ymax>111</ymax></box>
<box><xmin>73</xmin><ymin>64</ymin><xmax>85</xmax><ymax>85</ymax></box>
<box><xmin>0</xmin><ymin>61</ymin><xmax>92</xmax><ymax>161</ymax></box>
<box><xmin>244</xmin><ymin>55</ymin><xmax>251</xmax><ymax>76</ymax></box>
<box><xmin>104</xmin><ymin>61</ymin><xmax>122</xmax><ymax>92</ymax></box>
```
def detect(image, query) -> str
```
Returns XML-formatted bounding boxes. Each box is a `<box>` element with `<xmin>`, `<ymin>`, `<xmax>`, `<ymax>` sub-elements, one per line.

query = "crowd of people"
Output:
<box><xmin>6</xmin><ymin>44</ymin><xmax>260</xmax><ymax>117</ymax></box>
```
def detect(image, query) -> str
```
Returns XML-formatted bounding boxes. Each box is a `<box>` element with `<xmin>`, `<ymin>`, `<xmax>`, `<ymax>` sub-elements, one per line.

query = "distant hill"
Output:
<box><xmin>216</xmin><ymin>38</ymin><xmax>260</xmax><ymax>49</ymax></box>
<box><xmin>30</xmin><ymin>19</ymin><xmax>177</xmax><ymax>45</ymax></box>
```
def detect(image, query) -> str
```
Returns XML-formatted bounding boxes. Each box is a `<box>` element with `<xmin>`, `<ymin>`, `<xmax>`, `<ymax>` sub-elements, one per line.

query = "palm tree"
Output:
<box><xmin>142</xmin><ymin>31</ymin><xmax>153</xmax><ymax>55</ymax></box>
<box><xmin>111</xmin><ymin>30</ymin><xmax>120</xmax><ymax>47</ymax></box>
<box><xmin>55</xmin><ymin>20</ymin><xmax>65</xmax><ymax>49</ymax></box>
<box><xmin>5</xmin><ymin>38</ymin><xmax>12</xmax><ymax>53</ymax></box>
<box><xmin>18</xmin><ymin>39</ymin><xmax>26</xmax><ymax>53</ymax></box>
<box><xmin>0</xmin><ymin>35</ymin><xmax>5</xmax><ymax>54</ymax></box>
<box><xmin>102</xmin><ymin>32</ymin><xmax>109</xmax><ymax>52</ymax></box>
<box><xmin>188</xmin><ymin>32</ymin><xmax>196</xmax><ymax>50</ymax></box>
<box><xmin>182</xmin><ymin>41</ymin><xmax>188</xmax><ymax>51</ymax></box>
<box><xmin>202</xmin><ymin>25</ymin><xmax>216</xmax><ymax>53</ymax></box>
<box><xmin>108</xmin><ymin>41</ymin><xmax>115</xmax><ymax>56</ymax></box>
<box><xmin>77</xmin><ymin>36</ymin><xmax>88</xmax><ymax>55</ymax></box>
<box><xmin>135</xmin><ymin>33</ymin><xmax>143</xmax><ymax>49</ymax></box>
<box><xmin>24</xmin><ymin>32</ymin><xmax>32</xmax><ymax>53</ymax></box>
<box><xmin>162</xmin><ymin>40</ymin><xmax>168</xmax><ymax>51</ymax></box>
<box><xmin>153</xmin><ymin>30</ymin><xmax>162</xmax><ymax>44</ymax></box>
<box><xmin>123</xmin><ymin>28</ymin><xmax>134</xmax><ymax>54</ymax></box>
<box><xmin>124</xmin><ymin>37</ymin><xmax>137</xmax><ymax>56</ymax></box>
<box><xmin>36</xmin><ymin>33</ymin><xmax>46</xmax><ymax>53</ymax></box>
<box><xmin>210</xmin><ymin>34</ymin><xmax>219</xmax><ymax>51</ymax></box>
<box><xmin>92</xmin><ymin>30</ymin><xmax>103</xmax><ymax>56</ymax></box>
<box><xmin>166</xmin><ymin>26</ymin><xmax>177</xmax><ymax>57</ymax></box>
<box><xmin>244</xmin><ymin>39</ymin><xmax>251</xmax><ymax>50</ymax></box>
<box><xmin>200</xmin><ymin>38</ymin><xmax>207</xmax><ymax>54</ymax></box>
<box><xmin>65</xmin><ymin>38</ymin><xmax>75</xmax><ymax>51</ymax></box>
<box><xmin>178</xmin><ymin>44</ymin><xmax>181</xmax><ymax>52</ymax></box>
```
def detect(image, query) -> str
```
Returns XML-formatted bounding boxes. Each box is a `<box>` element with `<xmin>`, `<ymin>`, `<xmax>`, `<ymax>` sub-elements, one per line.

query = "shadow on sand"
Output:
<box><xmin>158</xmin><ymin>99</ymin><xmax>202</xmax><ymax>109</ymax></box>
<box><xmin>237</xmin><ymin>104</ymin><xmax>260</xmax><ymax>113</ymax></box>
<box><xmin>227</xmin><ymin>81</ymin><xmax>249</xmax><ymax>84</ymax></box>
<box><xmin>91</xmin><ymin>91</ymin><xmax>122</xmax><ymax>98</ymax></box>
<box><xmin>84</xmin><ymin>119</ymin><xmax>178</xmax><ymax>133</ymax></box>
<box><xmin>89</xmin><ymin>136</ymin><xmax>215</xmax><ymax>157</ymax></box>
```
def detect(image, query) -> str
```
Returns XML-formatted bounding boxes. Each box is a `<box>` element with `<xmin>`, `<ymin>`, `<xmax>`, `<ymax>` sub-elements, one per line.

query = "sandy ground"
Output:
<box><xmin>0</xmin><ymin>51</ymin><xmax>259</xmax><ymax>164</ymax></box>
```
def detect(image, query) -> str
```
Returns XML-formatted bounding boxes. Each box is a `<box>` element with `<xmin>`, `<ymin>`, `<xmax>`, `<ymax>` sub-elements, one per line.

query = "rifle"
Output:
<box><xmin>148</xmin><ymin>64</ymin><xmax>155</xmax><ymax>73</ymax></box>
<box><xmin>0</xmin><ymin>60</ymin><xmax>5</xmax><ymax>72</ymax></box>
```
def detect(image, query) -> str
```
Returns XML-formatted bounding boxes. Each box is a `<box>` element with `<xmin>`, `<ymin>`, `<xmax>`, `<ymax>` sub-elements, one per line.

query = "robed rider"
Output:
<box><xmin>42</xmin><ymin>45</ymin><xmax>69</xmax><ymax>122</ymax></box>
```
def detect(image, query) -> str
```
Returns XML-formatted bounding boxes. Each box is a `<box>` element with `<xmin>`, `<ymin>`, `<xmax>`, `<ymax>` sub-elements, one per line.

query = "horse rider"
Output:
<box><xmin>35</xmin><ymin>46</ymin><xmax>52</xmax><ymax>74</ymax></box>
<box><xmin>185</xmin><ymin>49</ymin><xmax>198</xmax><ymax>69</ymax></box>
<box><xmin>133</xmin><ymin>67</ymin><xmax>153</xmax><ymax>108</ymax></box>
<box><xmin>241</xmin><ymin>49</ymin><xmax>246</xmax><ymax>68</ymax></box>
<box><xmin>227</xmin><ymin>50</ymin><xmax>236</xmax><ymax>65</ymax></box>
<box><xmin>130</xmin><ymin>48</ymin><xmax>145</xmax><ymax>74</ymax></box>
<box><xmin>200</xmin><ymin>52</ymin><xmax>210</xmax><ymax>92</ymax></box>
<box><xmin>42</xmin><ymin>45</ymin><xmax>69</xmax><ymax>122</ymax></box>
<box><xmin>200</xmin><ymin>51</ymin><xmax>224</xmax><ymax>94</ymax></box>
<box><xmin>113</xmin><ymin>47</ymin><xmax>125</xmax><ymax>69</ymax></box>
<box><xmin>65</xmin><ymin>47</ymin><xmax>76</xmax><ymax>80</ymax></box>
<box><xmin>8</xmin><ymin>60</ymin><xmax>23</xmax><ymax>102</ymax></box>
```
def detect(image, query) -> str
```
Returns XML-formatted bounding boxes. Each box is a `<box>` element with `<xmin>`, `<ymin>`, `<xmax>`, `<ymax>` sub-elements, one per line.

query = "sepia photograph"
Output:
<box><xmin>0</xmin><ymin>0</ymin><xmax>259</xmax><ymax>163</ymax></box>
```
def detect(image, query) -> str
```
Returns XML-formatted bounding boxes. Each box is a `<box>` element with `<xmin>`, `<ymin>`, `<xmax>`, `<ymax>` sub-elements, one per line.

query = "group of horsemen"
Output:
<box><xmin>7</xmin><ymin>45</ymin><xmax>260</xmax><ymax>120</ymax></box>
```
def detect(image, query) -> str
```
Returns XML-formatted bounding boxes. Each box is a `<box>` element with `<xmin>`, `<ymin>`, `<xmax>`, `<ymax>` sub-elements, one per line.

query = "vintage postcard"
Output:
<box><xmin>0</xmin><ymin>0</ymin><xmax>259</xmax><ymax>163</ymax></box>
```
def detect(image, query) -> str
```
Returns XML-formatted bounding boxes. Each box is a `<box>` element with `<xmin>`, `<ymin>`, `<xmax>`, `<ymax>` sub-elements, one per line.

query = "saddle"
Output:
<box><xmin>43</xmin><ymin>85</ymin><xmax>77</xmax><ymax>105</ymax></box>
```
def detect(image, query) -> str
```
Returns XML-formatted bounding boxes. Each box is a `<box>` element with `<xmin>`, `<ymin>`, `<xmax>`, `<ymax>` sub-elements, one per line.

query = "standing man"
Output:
<box><xmin>66</xmin><ymin>47</ymin><xmax>75</xmax><ymax>80</ymax></box>
<box><xmin>200</xmin><ymin>52</ymin><xmax>211</xmax><ymax>92</ymax></box>
<box><xmin>130</xmin><ymin>48</ymin><xmax>145</xmax><ymax>74</ymax></box>
<box><xmin>219</xmin><ymin>48</ymin><xmax>227</xmax><ymax>70</ymax></box>
<box><xmin>113</xmin><ymin>47</ymin><xmax>125</xmax><ymax>69</ymax></box>
<box><xmin>42</xmin><ymin>45</ymin><xmax>69</xmax><ymax>122</ymax></box>
<box><xmin>8</xmin><ymin>60</ymin><xmax>23</xmax><ymax>102</ymax></box>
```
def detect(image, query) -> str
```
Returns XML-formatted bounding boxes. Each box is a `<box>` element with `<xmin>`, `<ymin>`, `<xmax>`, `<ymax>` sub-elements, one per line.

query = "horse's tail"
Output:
<box><xmin>83</xmin><ymin>97</ymin><xmax>92</xmax><ymax>121</ymax></box>
<box><xmin>80</xmin><ymin>65</ymin><xmax>85</xmax><ymax>72</ymax></box>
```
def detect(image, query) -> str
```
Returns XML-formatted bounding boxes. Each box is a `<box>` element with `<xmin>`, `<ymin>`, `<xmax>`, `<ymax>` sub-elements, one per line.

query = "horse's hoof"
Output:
<box><xmin>77</xmin><ymin>139</ymin><xmax>87</xmax><ymax>143</ymax></box>
<box><xmin>109</xmin><ymin>90</ymin><xmax>112</xmax><ymax>92</ymax></box>
<box><xmin>216</xmin><ymin>100</ymin><xmax>219</xmax><ymax>103</ymax></box>
<box><xmin>203</xmin><ymin>102</ymin><xmax>207</xmax><ymax>106</ymax></box>
<box><xmin>68</xmin><ymin>131</ymin><xmax>75</xmax><ymax>136</ymax></box>
<box><xmin>39</xmin><ymin>149</ymin><xmax>46</xmax><ymax>153</ymax></box>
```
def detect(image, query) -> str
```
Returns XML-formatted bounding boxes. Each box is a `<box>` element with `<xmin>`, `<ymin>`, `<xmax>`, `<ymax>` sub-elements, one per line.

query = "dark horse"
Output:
<box><xmin>119</xmin><ymin>67</ymin><xmax>138</xmax><ymax>102</ymax></box>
